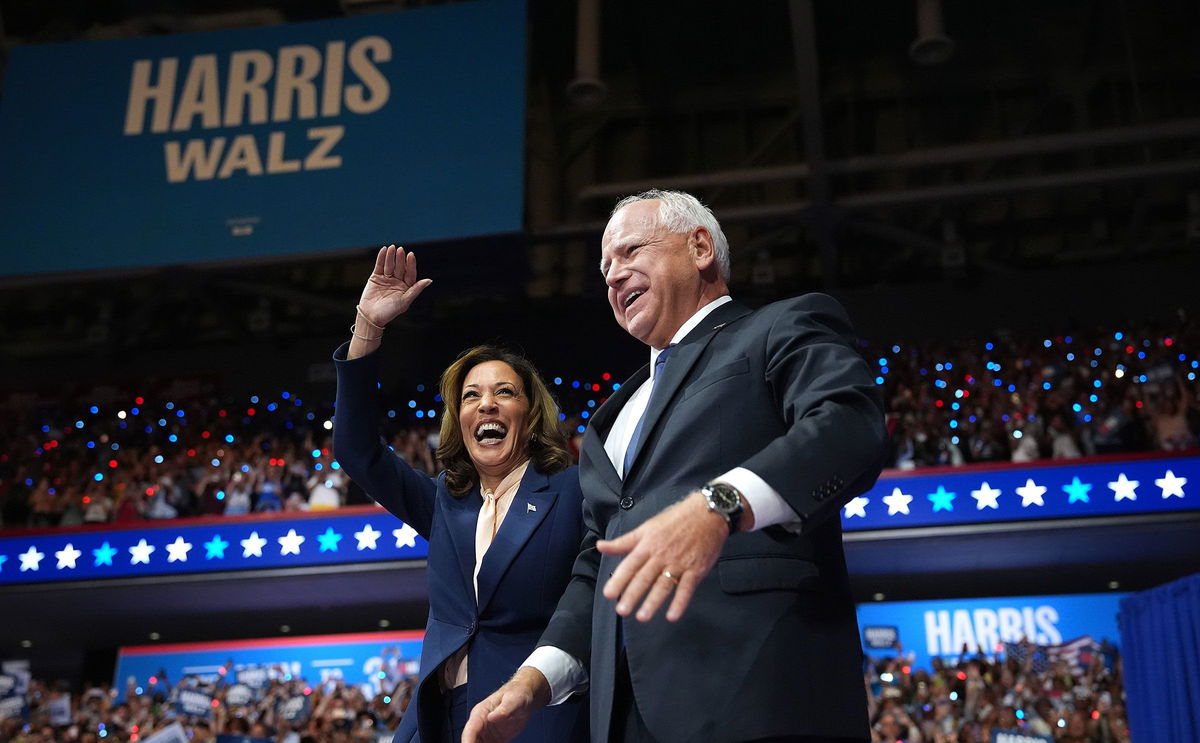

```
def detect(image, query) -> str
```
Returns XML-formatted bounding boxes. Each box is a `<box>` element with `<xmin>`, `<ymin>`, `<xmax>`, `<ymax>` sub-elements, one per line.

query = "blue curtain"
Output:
<box><xmin>1118</xmin><ymin>572</ymin><xmax>1200</xmax><ymax>743</ymax></box>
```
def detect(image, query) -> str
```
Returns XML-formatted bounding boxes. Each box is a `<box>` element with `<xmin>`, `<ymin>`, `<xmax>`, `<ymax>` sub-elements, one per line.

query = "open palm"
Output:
<box><xmin>358</xmin><ymin>244</ymin><xmax>433</xmax><ymax>327</ymax></box>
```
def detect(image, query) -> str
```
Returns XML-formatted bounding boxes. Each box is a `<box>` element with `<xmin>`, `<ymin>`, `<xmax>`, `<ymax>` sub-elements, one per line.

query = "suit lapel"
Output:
<box><xmin>624</xmin><ymin>301</ymin><xmax>753</xmax><ymax>477</ymax></box>
<box><xmin>583</xmin><ymin>363</ymin><xmax>648</xmax><ymax>496</ymax></box>
<box><xmin>442</xmin><ymin>486</ymin><xmax>482</xmax><ymax>599</ymax></box>
<box><xmin>475</xmin><ymin>469</ymin><xmax>557</xmax><ymax>612</ymax></box>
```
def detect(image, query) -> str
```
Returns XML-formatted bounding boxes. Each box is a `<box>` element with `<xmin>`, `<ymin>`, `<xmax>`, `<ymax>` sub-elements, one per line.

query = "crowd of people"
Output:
<box><xmin>865</xmin><ymin>642</ymin><xmax>1129</xmax><ymax>743</ymax></box>
<box><xmin>2</xmin><ymin>317</ymin><xmax>1197</xmax><ymax>531</ymax></box>
<box><xmin>0</xmin><ymin>643</ymin><xmax>1129</xmax><ymax>743</ymax></box>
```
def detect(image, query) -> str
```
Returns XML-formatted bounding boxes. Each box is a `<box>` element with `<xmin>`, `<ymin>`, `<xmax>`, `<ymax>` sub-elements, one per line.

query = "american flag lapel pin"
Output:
<box><xmin>527</xmin><ymin>502</ymin><xmax>537</xmax><ymax>513</ymax></box>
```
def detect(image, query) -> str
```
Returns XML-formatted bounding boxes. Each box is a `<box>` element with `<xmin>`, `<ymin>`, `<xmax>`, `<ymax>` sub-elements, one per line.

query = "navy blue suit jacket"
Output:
<box><xmin>333</xmin><ymin>343</ymin><xmax>587</xmax><ymax>743</ymax></box>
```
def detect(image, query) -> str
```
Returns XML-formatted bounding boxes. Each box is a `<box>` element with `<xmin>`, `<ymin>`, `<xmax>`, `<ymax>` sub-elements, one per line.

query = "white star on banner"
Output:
<box><xmin>843</xmin><ymin>496</ymin><xmax>869</xmax><ymax>518</ymax></box>
<box><xmin>971</xmin><ymin>482</ymin><xmax>1002</xmax><ymax>510</ymax></box>
<box><xmin>166</xmin><ymin>537</ymin><xmax>193</xmax><ymax>563</ymax></box>
<box><xmin>882</xmin><ymin>488</ymin><xmax>913</xmax><ymax>516</ymax></box>
<box><xmin>1016</xmin><ymin>479</ymin><xmax>1047</xmax><ymax>507</ymax></box>
<box><xmin>355</xmin><ymin>524</ymin><xmax>382</xmax><ymax>550</ymax></box>
<box><xmin>128</xmin><ymin>539</ymin><xmax>155</xmax><ymax>565</ymax></box>
<box><xmin>241</xmin><ymin>531</ymin><xmax>267</xmax><ymax>558</ymax></box>
<box><xmin>55</xmin><ymin>543</ymin><xmax>82</xmax><ymax>569</ymax></box>
<box><xmin>1156</xmin><ymin>470</ymin><xmax>1187</xmax><ymax>499</ymax></box>
<box><xmin>393</xmin><ymin>523</ymin><xmax>419</xmax><ymax>548</ymax></box>
<box><xmin>19</xmin><ymin>546</ymin><xmax>45</xmax><ymax>572</ymax></box>
<box><xmin>1108</xmin><ymin>473</ymin><xmax>1139</xmax><ymax>502</ymax></box>
<box><xmin>278</xmin><ymin>529</ymin><xmax>305</xmax><ymax>556</ymax></box>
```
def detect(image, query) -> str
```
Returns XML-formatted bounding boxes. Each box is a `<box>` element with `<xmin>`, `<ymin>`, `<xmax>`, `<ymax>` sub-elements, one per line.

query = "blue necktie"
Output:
<box><xmin>622</xmin><ymin>345</ymin><xmax>675</xmax><ymax>476</ymax></box>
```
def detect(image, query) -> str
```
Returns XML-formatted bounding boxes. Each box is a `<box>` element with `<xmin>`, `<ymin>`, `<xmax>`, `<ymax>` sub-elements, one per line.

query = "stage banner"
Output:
<box><xmin>856</xmin><ymin>592</ymin><xmax>1125</xmax><ymax>672</ymax></box>
<box><xmin>114</xmin><ymin>631</ymin><xmax>424</xmax><ymax>703</ymax></box>
<box><xmin>0</xmin><ymin>0</ymin><xmax>526</xmax><ymax>277</ymax></box>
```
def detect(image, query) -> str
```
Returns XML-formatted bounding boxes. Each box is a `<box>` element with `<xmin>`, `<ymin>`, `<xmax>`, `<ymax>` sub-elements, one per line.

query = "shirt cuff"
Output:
<box><xmin>521</xmin><ymin>646</ymin><xmax>589</xmax><ymax>706</ymax></box>
<box><xmin>716</xmin><ymin>467</ymin><xmax>802</xmax><ymax>532</ymax></box>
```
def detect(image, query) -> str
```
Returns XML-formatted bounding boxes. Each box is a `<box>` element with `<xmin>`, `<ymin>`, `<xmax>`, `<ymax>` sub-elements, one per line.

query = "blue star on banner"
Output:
<box><xmin>204</xmin><ymin>535</ymin><xmax>229</xmax><ymax>560</ymax></box>
<box><xmin>0</xmin><ymin>555</ymin><xmax>7</xmax><ymax>572</ymax></box>
<box><xmin>317</xmin><ymin>528</ymin><xmax>343</xmax><ymax>553</ymax></box>
<box><xmin>93</xmin><ymin>542</ymin><xmax>117</xmax><ymax>567</ymax></box>
<box><xmin>1063</xmin><ymin>477</ymin><xmax>1093</xmax><ymax>504</ymax></box>
<box><xmin>928</xmin><ymin>486</ymin><xmax>956</xmax><ymax>512</ymax></box>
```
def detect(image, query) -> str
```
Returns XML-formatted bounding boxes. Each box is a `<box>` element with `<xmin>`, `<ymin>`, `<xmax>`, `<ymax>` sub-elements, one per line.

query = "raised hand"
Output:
<box><xmin>358</xmin><ymin>244</ymin><xmax>433</xmax><ymax>328</ymax></box>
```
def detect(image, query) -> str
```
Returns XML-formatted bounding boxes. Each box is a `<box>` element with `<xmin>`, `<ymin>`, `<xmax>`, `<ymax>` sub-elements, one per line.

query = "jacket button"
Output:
<box><xmin>468</xmin><ymin>621</ymin><xmax>477</xmax><ymax>635</ymax></box>
<box><xmin>619</xmin><ymin>496</ymin><xmax>634</xmax><ymax>510</ymax></box>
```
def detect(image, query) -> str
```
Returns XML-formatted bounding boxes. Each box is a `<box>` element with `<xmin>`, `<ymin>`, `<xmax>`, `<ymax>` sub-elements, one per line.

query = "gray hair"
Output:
<box><xmin>611</xmin><ymin>189</ymin><xmax>731</xmax><ymax>283</ymax></box>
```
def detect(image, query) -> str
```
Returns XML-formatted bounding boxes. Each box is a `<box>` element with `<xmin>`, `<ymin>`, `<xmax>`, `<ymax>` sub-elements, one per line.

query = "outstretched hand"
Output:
<box><xmin>462</xmin><ymin>667</ymin><xmax>549</xmax><ymax>743</ymax></box>
<box><xmin>596</xmin><ymin>492</ymin><xmax>729</xmax><ymax>623</ymax></box>
<box><xmin>358</xmin><ymin>244</ymin><xmax>433</xmax><ymax>328</ymax></box>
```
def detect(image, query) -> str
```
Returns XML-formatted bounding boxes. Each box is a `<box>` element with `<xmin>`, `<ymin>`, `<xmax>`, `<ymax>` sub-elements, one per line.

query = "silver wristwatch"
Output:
<box><xmin>700</xmin><ymin>482</ymin><xmax>744</xmax><ymax>534</ymax></box>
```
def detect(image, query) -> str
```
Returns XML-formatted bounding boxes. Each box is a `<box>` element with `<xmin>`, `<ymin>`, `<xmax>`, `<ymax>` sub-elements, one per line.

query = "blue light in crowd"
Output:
<box><xmin>951</xmin><ymin>402</ymin><xmax>960</xmax><ymax>411</ymax></box>
<box><xmin>935</xmin><ymin>363</ymin><xmax>943</xmax><ymax>371</ymax></box>
<box><xmin>878</xmin><ymin>358</ymin><xmax>888</xmax><ymax>366</ymax></box>
<box><xmin>1180</xmin><ymin>354</ymin><xmax>1188</xmax><ymax>362</ymax></box>
<box><xmin>111</xmin><ymin>443</ymin><xmax>120</xmax><ymax>451</ymax></box>
<box><xmin>1193</xmin><ymin>361</ymin><xmax>1199</xmax><ymax>369</ymax></box>
<box><xmin>1137</xmin><ymin>351</ymin><xmax>1146</xmax><ymax>359</ymax></box>
<box><xmin>168</xmin><ymin>434</ymin><xmax>178</xmax><ymax>443</ymax></box>
<box><xmin>158</xmin><ymin>418</ymin><xmax>167</xmax><ymax>426</ymax></box>
<box><xmin>1191</xmin><ymin>373</ymin><xmax>1197</xmax><ymax>381</ymax></box>
<box><xmin>145</xmin><ymin>426</ymin><xmax>154</xmax><ymax>434</ymax></box>
<box><xmin>875</xmin><ymin>376</ymin><xmax>884</xmax><ymax>385</ymax></box>
<box><xmin>554</xmin><ymin>377</ymin><xmax>562</xmax><ymax>385</ymax></box>
<box><xmin>315</xmin><ymin>463</ymin><xmax>323</xmax><ymax>471</ymax></box>
<box><xmin>949</xmin><ymin>420</ymin><xmax>958</xmax><ymax>429</ymax></box>
<box><xmin>880</xmin><ymin>366</ymin><xmax>889</xmax><ymax>374</ymax></box>
<box><xmin>216</xmin><ymin>491</ymin><xmax>225</xmax><ymax>500</ymax></box>
<box><xmin>1114</xmin><ymin>332</ymin><xmax>1123</xmax><ymax>340</ymax></box>
<box><xmin>267</xmin><ymin>403</ymin><xmax>278</xmax><ymax>411</ymax></box>
<box><xmin>1072</xmin><ymin>404</ymin><xmax>1082</xmax><ymax>412</ymax></box>
<box><xmin>387</xmin><ymin>410</ymin><xmax>396</xmax><ymax>418</ymax></box>
<box><xmin>951</xmin><ymin>436</ymin><xmax>960</xmax><ymax>445</ymax></box>
<box><xmin>993</xmin><ymin>380</ymin><xmax>1002</xmax><ymax>387</ymax></box>
<box><xmin>90</xmin><ymin>406</ymin><xmax>99</xmax><ymax>414</ymax></box>
<box><xmin>1016</xmin><ymin>710</ymin><xmax>1025</xmax><ymax>720</ymax></box>
<box><xmin>1008</xmin><ymin>385</ymin><xmax>1016</xmax><ymax>392</ymax></box>
<box><xmin>587</xmin><ymin>400</ymin><xmax>596</xmax><ymax>408</ymax></box>
<box><xmin>572</xmin><ymin>381</ymin><xmax>581</xmax><ymax>388</ymax></box>
<box><xmin>331</xmin><ymin>462</ymin><xmax>340</xmax><ymax>470</ymax></box>
<box><xmin>251</xmin><ymin>396</ymin><xmax>259</xmax><ymax>403</ymax></box>
<box><xmin>312</xmin><ymin>449</ymin><xmax>322</xmax><ymax>458</ymax></box>
<box><xmin>968</xmin><ymin>415</ymin><xmax>976</xmax><ymax>423</ymax></box>
<box><xmin>87</xmin><ymin>441</ymin><xmax>96</xmax><ymax>449</ymax></box>
<box><xmin>135</xmin><ymin>687</ymin><xmax>144</xmax><ymax>696</ymax></box>
<box><xmin>1138</xmin><ymin>375</ymin><xmax>1147</xmax><ymax>383</ymax></box>
<box><xmin>581</xmin><ymin>411</ymin><xmax>590</xmax><ymax>419</ymax></box>
<box><xmin>75</xmin><ymin>420</ymin><xmax>84</xmax><ymax>429</ymax></box>
<box><xmin>416</xmin><ymin>410</ymin><xmax>425</xmax><ymax>418</ymax></box>
<box><xmin>176</xmin><ymin>410</ymin><xmax>185</xmax><ymax>418</ymax></box>
<box><xmin>559</xmin><ymin>413</ymin><xmax>566</xmax><ymax>421</ymax></box>
<box><xmin>131</xmin><ymin>407</ymin><xmax>139</xmax><ymax>416</ymax></box>
<box><xmin>1084</xmin><ymin>414</ymin><xmax>1093</xmax><ymax>422</ymax></box>
<box><xmin>1094</xmin><ymin>348</ymin><xmax>1102</xmax><ymax>355</ymax></box>
<box><xmin>985</xmin><ymin>342</ymin><xmax>994</xmax><ymax>350</ymax></box>
<box><xmin>1043</xmin><ymin>339</ymin><xmax>1052</xmax><ymax>348</ymax></box>
<box><xmin>408</xmin><ymin>400</ymin><xmax>417</xmax><ymax>408</ymax></box>
<box><xmin>281</xmin><ymin>391</ymin><xmax>291</xmax><ymax>399</ymax></box>
<box><xmin>1090</xmin><ymin>394</ymin><xmax>1099</xmax><ymax>403</ymax></box>
<box><xmin>24</xmin><ymin>478</ymin><xmax>33</xmax><ymax>486</ymax></box>
<box><xmin>435</xmin><ymin>394</ymin><xmax>443</xmax><ymax>402</ymax></box>
<box><xmin>427</xmin><ymin>410</ymin><xmax>436</xmax><ymax>418</ymax></box>
<box><xmin>1066</xmin><ymin>353</ymin><xmax>1075</xmax><ymax>361</ymax></box>
<box><xmin>94</xmin><ymin>473</ymin><xmax>104</xmax><ymax>481</ymax></box>
<box><xmin>919</xmin><ymin>368</ymin><xmax>928</xmax><ymax>376</ymax></box>
<box><xmin>1065</xmin><ymin>335</ymin><xmax>1073</xmax><ymax>343</ymax></box>
<box><xmin>224</xmin><ymin>434</ymin><xmax>234</xmax><ymax>443</ymax></box>
<box><xmin>945</xmin><ymin>362</ymin><xmax>953</xmax><ymax>370</ymax></box>
<box><xmin>40</xmin><ymin>424</ymin><xmax>50</xmax><ymax>433</ymax></box>
<box><xmin>241</xmin><ymin>464</ymin><xmax>251</xmax><ymax>473</ymax></box>
<box><xmin>1001</xmin><ymin>414</ymin><xmax>1009</xmax><ymax>422</ymax></box>
<box><xmin>417</xmin><ymin>384</ymin><xmax>425</xmax><ymax>392</ymax></box>
<box><xmin>285</xmin><ymin>421</ymin><xmax>294</xmax><ymax>430</ymax></box>
<box><xmin>118</xmin><ymin>421</ymin><xmax>127</xmax><ymax>430</ymax></box>
<box><xmin>1093</xmin><ymin>380</ymin><xmax>1102</xmax><ymax>388</ymax></box>
<box><xmin>166</xmin><ymin>402</ymin><xmax>175</xmax><ymax>410</ymax></box>
<box><xmin>307</xmin><ymin>412</ymin><xmax>316</xmax><ymax>420</ymax></box>
<box><xmin>1043</xmin><ymin>382</ymin><xmax>1051</xmax><ymax>390</ymax></box>
<box><xmin>954</xmin><ymin>389</ymin><xmax>964</xmax><ymax>398</ymax></box>
<box><xmin>294</xmin><ymin>398</ymin><xmax>303</xmax><ymax>405</ymax></box>
<box><xmin>892</xmin><ymin>345</ymin><xmax>901</xmax><ymax>353</ymax></box>
<box><xmin>576</xmin><ymin>425</ymin><xmax>586</xmax><ymax>433</ymax></box>
<box><xmin>1090</xmin><ymin>360</ymin><xmax>1099</xmax><ymax>368</ymax></box>
<box><xmin>613</xmin><ymin>383</ymin><xmax>621</xmax><ymax>390</ymax></box>
<box><xmin>210</xmin><ymin>457</ymin><xmax>221</xmax><ymax>466</ymax></box>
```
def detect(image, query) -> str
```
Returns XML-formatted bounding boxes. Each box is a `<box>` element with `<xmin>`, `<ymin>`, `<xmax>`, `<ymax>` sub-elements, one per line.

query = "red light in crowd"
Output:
<box><xmin>902</xmin><ymin>666</ymin><xmax>911</xmax><ymax>674</ymax></box>
<box><xmin>602</xmin><ymin>372</ymin><xmax>611</xmax><ymax>381</ymax></box>
<box><xmin>247</xmin><ymin>408</ymin><xmax>256</xmax><ymax>416</ymax></box>
<box><xmin>149</xmin><ymin>677</ymin><xmax>157</xmax><ymax>685</ymax></box>
<box><xmin>600</xmin><ymin>397</ymin><xmax>608</xmax><ymax>404</ymax></box>
<box><xmin>1165</xmin><ymin>338</ymin><xmax>1174</xmax><ymax>346</ymax></box>
<box><xmin>1091</xmin><ymin>710</ymin><xmax>1100</xmax><ymax>720</ymax></box>
<box><xmin>322</xmin><ymin>448</ymin><xmax>330</xmax><ymax>456</ymax></box>
<box><xmin>108</xmin><ymin>460</ymin><xmax>118</xmax><ymax>468</ymax></box>
<box><xmin>278</xmin><ymin>459</ymin><xmax>286</xmax><ymax>466</ymax></box>
<box><xmin>962</xmin><ymin>391</ymin><xmax>970</xmax><ymax>398</ymax></box>
<box><xmin>187</xmin><ymin>449</ymin><xmax>196</xmax><ymax>456</ymax></box>
<box><xmin>219</xmin><ymin>409</ymin><xmax>227</xmax><ymax>417</ymax></box>
<box><xmin>211</xmin><ymin>699</ymin><xmax>220</xmax><ymax>708</ymax></box>
<box><xmin>1125</xmin><ymin>345</ymin><xmax>1134</xmax><ymax>353</ymax></box>
<box><xmin>218</xmin><ymin>667</ymin><xmax>227</xmax><ymax>675</ymax></box>
<box><xmin>592</xmin><ymin>384</ymin><xmax>601</xmax><ymax>391</ymax></box>
<box><xmin>201</xmin><ymin>431</ymin><xmax>211</xmax><ymax>439</ymax></box>
<box><xmin>957</xmin><ymin>672</ymin><xmax>966</xmax><ymax>680</ymax></box>
<box><xmin>1135</xmin><ymin>401</ymin><xmax>1143</xmax><ymax>409</ymax></box>
<box><xmin>935</xmin><ymin>400</ymin><xmax>944</xmax><ymax>408</ymax></box>
<box><xmin>268</xmin><ymin>458</ymin><xmax>277</xmax><ymax>466</ymax></box>
<box><xmin>83</xmin><ymin>496</ymin><xmax>91</xmax><ymax>504</ymax></box>
<box><xmin>131</xmin><ymin>726</ymin><xmax>139</xmax><ymax>734</ymax></box>
<box><xmin>146</xmin><ymin>488</ymin><xmax>155</xmax><ymax>496</ymax></box>
<box><xmin>135</xmin><ymin>397</ymin><xmax>144</xmax><ymax>405</ymax></box>
<box><xmin>303</xmin><ymin>687</ymin><xmax>312</xmax><ymax>696</ymax></box>
<box><xmin>130</xmin><ymin>736</ymin><xmax>139</xmax><ymax>742</ymax></box>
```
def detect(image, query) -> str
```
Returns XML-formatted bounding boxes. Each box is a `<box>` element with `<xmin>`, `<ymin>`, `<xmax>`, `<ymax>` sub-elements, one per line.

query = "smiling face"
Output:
<box><xmin>600</xmin><ymin>199</ymin><xmax>719</xmax><ymax>349</ymax></box>
<box><xmin>457</xmin><ymin>360</ymin><xmax>531</xmax><ymax>487</ymax></box>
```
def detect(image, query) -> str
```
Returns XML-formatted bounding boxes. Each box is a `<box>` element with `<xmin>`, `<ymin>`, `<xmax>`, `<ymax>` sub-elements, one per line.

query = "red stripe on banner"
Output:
<box><xmin>118</xmin><ymin>629</ymin><xmax>425</xmax><ymax>656</ymax></box>
<box><xmin>879</xmin><ymin>447</ymin><xmax>1200</xmax><ymax>480</ymax></box>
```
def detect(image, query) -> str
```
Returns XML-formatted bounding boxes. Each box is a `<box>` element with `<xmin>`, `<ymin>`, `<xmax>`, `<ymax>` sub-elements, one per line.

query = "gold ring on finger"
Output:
<box><xmin>662</xmin><ymin>570</ymin><xmax>679</xmax><ymax>584</ymax></box>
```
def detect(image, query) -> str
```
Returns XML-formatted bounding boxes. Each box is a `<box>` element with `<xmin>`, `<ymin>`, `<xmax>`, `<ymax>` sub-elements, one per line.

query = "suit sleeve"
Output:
<box><xmin>332</xmin><ymin>341</ymin><xmax>437</xmax><ymax>538</ymax></box>
<box><xmin>534</xmin><ymin>474</ymin><xmax>602</xmax><ymax>668</ymax></box>
<box><xmin>740</xmin><ymin>294</ymin><xmax>888</xmax><ymax>530</ymax></box>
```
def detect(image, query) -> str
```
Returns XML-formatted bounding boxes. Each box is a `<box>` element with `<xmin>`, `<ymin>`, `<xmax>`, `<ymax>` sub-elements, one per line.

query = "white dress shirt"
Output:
<box><xmin>523</xmin><ymin>295</ymin><xmax>803</xmax><ymax>703</ymax></box>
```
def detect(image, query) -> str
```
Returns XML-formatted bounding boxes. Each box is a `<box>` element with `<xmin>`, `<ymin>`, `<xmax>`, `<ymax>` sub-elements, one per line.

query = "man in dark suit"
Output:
<box><xmin>464</xmin><ymin>190</ymin><xmax>887</xmax><ymax>743</ymax></box>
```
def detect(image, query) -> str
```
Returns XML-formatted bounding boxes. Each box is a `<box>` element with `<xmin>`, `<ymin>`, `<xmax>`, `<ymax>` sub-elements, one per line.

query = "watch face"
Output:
<box><xmin>707</xmin><ymin>484</ymin><xmax>740</xmax><ymax>512</ymax></box>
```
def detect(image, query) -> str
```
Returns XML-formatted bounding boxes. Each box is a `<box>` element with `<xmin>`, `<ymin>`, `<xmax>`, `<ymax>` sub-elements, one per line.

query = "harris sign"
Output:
<box><xmin>0</xmin><ymin>0</ymin><xmax>526</xmax><ymax>276</ymax></box>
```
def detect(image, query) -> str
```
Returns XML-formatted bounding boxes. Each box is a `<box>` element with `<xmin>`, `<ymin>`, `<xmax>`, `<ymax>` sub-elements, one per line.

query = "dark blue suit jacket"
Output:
<box><xmin>539</xmin><ymin>296</ymin><xmax>887</xmax><ymax>742</ymax></box>
<box><xmin>333</xmin><ymin>343</ymin><xmax>588</xmax><ymax>743</ymax></box>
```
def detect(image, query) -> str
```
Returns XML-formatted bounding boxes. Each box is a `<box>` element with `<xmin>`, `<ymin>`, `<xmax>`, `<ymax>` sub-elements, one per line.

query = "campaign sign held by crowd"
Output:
<box><xmin>990</xmin><ymin>730</ymin><xmax>1053</xmax><ymax>743</ymax></box>
<box><xmin>0</xmin><ymin>0</ymin><xmax>525</xmax><ymax>277</ymax></box>
<box><xmin>277</xmin><ymin>694</ymin><xmax>310</xmax><ymax>723</ymax></box>
<box><xmin>175</xmin><ymin>688</ymin><xmax>215</xmax><ymax>718</ymax></box>
<box><xmin>142</xmin><ymin>722</ymin><xmax>191</xmax><ymax>743</ymax></box>
<box><xmin>863</xmin><ymin>625</ymin><xmax>899</xmax><ymax>650</ymax></box>
<box><xmin>224</xmin><ymin>684</ymin><xmax>255</xmax><ymax>707</ymax></box>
